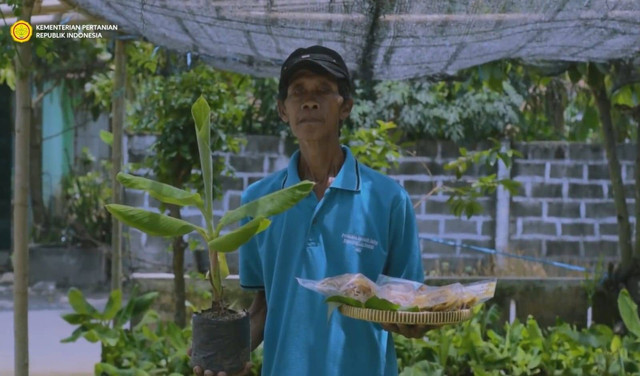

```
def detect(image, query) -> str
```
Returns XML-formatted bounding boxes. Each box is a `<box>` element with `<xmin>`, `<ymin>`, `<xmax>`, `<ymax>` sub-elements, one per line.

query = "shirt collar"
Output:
<box><xmin>282</xmin><ymin>146</ymin><xmax>361</xmax><ymax>192</ymax></box>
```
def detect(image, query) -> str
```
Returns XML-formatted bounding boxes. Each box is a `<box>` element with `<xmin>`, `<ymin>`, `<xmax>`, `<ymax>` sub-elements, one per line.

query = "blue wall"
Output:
<box><xmin>41</xmin><ymin>84</ymin><xmax>74</xmax><ymax>204</ymax></box>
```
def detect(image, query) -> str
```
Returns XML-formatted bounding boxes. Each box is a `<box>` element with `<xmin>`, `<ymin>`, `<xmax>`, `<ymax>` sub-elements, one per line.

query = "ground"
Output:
<box><xmin>0</xmin><ymin>273</ymin><xmax>107</xmax><ymax>376</ymax></box>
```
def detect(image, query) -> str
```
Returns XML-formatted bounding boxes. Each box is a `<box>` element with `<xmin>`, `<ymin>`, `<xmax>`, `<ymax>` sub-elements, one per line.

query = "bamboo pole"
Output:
<box><xmin>110</xmin><ymin>38</ymin><xmax>126</xmax><ymax>291</ymax></box>
<box><xmin>13</xmin><ymin>1</ymin><xmax>35</xmax><ymax>375</ymax></box>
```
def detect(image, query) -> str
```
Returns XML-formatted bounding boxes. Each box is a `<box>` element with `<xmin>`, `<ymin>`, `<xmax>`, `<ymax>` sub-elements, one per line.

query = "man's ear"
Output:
<box><xmin>339</xmin><ymin>98</ymin><xmax>354</xmax><ymax>122</ymax></box>
<box><xmin>277</xmin><ymin>99</ymin><xmax>289</xmax><ymax>123</ymax></box>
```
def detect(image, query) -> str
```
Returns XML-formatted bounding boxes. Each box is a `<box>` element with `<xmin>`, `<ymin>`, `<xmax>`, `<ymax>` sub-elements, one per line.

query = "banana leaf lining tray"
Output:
<box><xmin>339</xmin><ymin>305</ymin><xmax>473</xmax><ymax>325</ymax></box>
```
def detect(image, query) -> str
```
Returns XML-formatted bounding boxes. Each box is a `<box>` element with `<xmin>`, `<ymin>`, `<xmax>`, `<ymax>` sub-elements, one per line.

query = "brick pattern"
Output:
<box><xmin>125</xmin><ymin>135</ymin><xmax>637</xmax><ymax>272</ymax></box>
<box><xmin>510</xmin><ymin>142</ymin><xmax>636</xmax><ymax>261</ymax></box>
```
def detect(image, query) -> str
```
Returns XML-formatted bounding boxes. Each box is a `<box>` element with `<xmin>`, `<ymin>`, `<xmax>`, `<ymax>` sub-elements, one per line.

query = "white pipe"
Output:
<box><xmin>494</xmin><ymin>137</ymin><xmax>511</xmax><ymax>267</ymax></box>
<box><xmin>587</xmin><ymin>306</ymin><xmax>592</xmax><ymax>328</ymax></box>
<box><xmin>509</xmin><ymin>299</ymin><xmax>516</xmax><ymax>324</ymax></box>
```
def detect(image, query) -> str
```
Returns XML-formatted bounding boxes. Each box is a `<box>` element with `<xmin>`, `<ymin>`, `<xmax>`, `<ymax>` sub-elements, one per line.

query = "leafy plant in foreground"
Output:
<box><xmin>396</xmin><ymin>289</ymin><xmax>640</xmax><ymax>375</ymax></box>
<box><xmin>105</xmin><ymin>96</ymin><xmax>314</xmax><ymax>309</ymax></box>
<box><xmin>61</xmin><ymin>288</ymin><xmax>191</xmax><ymax>375</ymax></box>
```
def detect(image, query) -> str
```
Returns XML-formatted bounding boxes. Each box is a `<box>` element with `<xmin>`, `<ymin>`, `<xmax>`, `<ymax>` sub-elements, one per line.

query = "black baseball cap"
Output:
<box><xmin>278</xmin><ymin>45</ymin><xmax>351</xmax><ymax>99</ymax></box>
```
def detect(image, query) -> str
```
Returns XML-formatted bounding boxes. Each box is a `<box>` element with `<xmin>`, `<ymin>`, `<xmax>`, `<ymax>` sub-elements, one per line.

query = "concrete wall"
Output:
<box><xmin>509</xmin><ymin>142</ymin><xmax>636</xmax><ymax>262</ymax></box>
<box><xmin>124</xmin><ymin>135</ymin><xmax>637</xmax><ymax>275</ymax></box>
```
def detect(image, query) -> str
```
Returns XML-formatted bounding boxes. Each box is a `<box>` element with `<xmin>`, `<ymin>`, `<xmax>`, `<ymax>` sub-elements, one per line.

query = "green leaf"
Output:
<box><xmin>114</xmin><ymin>298</ymin><xmax>135</xmax><ymax>328</ymax></box>
<box><xmin>568</xmin><ymin>65</ymin><xmax>583</xmax><ymax>84</ymax></box>
<box><xmin>399</xmin><ymin>306</ymin><xmax>420</xmax><ymax>312</ymax></box>
<box><xmin>99</xmin><ymin>130</ymin><xmax>113</xmax><ymax>146</ymax></box>
<box><xmin>218</xmin><ymin>252</ymin><xmax>229</xmax><ymax>279</ymax></box>
<box><xmin>208</xmin><ymin>217</ymin><xmax>271</xmax><ymax>253</ymax></box>
<box><xmin>95</xmin><ymin>326</ymin><xmax>120</xmax><ymax>347</ymax></box>
<box><xmin>583</xmin><ymin>106</ymin><xmax>599</xmax><ymax>129</ymax></box>
<box><xmin>68</xmin><ymin>288</ymin><xmax>98</xmax><ymax>315</ymax></box>
<box><xmin>106</xmin><ymin>204</ymin><xmax>204</xmax><ymax>237</ymax></box>
<box><xmin>325</xmin><ymin>295</ymin><xmax>364</xmax><ymax>307</ymax></box>
<box><xmin>101</xmin><ymin>289</ymin><xmax>122</xmax><ymax>321</ymax></box>
<box><xmin>133</xmin><ymin>310</ymin><xmax>160</xmax><ymax>331</ymax></box>
<box><xmin>117</xmin><ymin>173</ymin><xmax>204</xmax><ymax>208</ymax></box>
<box><xmin>587</xmin><ymin>63</ymin><xmax>604</xmax><ymax>89</ymax></box>
<box><xmin>61</xmin><ymin>313</ymin><xmax>91</xmax><ymax>325</ymax></box>
<box><xmin>618</xmin><ymin>289</ymin><xmax>640</xmax><ymax>338</ymax></box>
<box><xmin>83</xmin><ymin>329</ymin><xmax>100</xmax><ymax>343</ymax></box>
<box><xmin>611</xmin><ymin>335</ymin><xmax>622</xmax><ymax>352</ymax></box>
<box><xmin>60</xmin><ymin>327</ymin><xmax>85</xmax><ymax>343</ymax></box>
<box><xmin>192</xmin><ymin>96</ymin><xmax>214</xmax><ymax>229</ymax></box>
<box><xmin>95</xmin><ymin>363</ymin><xmax>121</xmax><ymax>375</ymax></box>
<box><xmin>611</xmin><ymin>84</ymin><xmax>640</xmax><ymax>107</ymax></box>
<box><xmin>131</xmin><ymin>291</ymin><xmax>159</xmax><ymax>318</ymax></box>
<box><xmin>364</xmin><ymin>296</ymin><xmax>400</xmax><ymax>311</ymax></box>
<box><xmin>218</xmin><ymin>181</ymin><xmax>314</xmax><ymax>230</ymax></box>
<box><xmin>166</xmin><ymin>322</ymin><xmax>187</xmax><ymax>350</ymax></box>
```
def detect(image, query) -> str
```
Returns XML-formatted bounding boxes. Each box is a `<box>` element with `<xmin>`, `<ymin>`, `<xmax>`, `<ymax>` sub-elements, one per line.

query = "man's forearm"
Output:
<box><xmin>249</xmin><ymin>290</ymin><xmax>267</xmax><ymax>351</ymax></box>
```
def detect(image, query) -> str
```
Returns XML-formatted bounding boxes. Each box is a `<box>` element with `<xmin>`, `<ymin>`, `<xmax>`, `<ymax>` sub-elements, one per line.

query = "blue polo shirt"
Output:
<box><xmin>239</xmin><ymin>146</ymin><xmax>424</xmax><ymax>376</ymax></box>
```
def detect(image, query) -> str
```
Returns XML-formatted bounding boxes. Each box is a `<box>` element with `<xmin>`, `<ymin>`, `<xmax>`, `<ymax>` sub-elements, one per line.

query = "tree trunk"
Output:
<box><xmin>29</xmin><ymin>80</ymin><xmax>46</xmax><ymax>241</ymax></box>
<box><xmin>589</xmin><ymin>69</ymin><xmax>634</xmax><ymax>279</ymax></box>
<box><xmin>169</xmin><ymin>204</ymin><xmax>187</xmax><ymax>327</ymax></box>
<box><xmin>13</xmin><ymin>2</ymin><xmax>34</xmax><ymax>375</ymax></box>
<box><xmin>110</xmin><ymin>39</ymin><xmax>126</xmax><ymax>291</ymax></box>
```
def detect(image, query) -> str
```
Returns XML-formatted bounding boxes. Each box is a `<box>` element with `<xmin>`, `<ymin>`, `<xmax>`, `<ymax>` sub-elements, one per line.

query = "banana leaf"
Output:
<box><xmin>208</xmin><ymin>217</ymin><xmax>271</xmax><ymax>252</ymax></box>
<box><xmin>106</xmin><ymin>204</ymin><xmax>205</xmax><ymax>237</ymax></box>
<box><xmin>117</xmin><ymin>172</ymin><xmax>203</xmax><ymax>208</ymax></box>
<box><xmin>217</xmin><ymin>180</ymin><xmax>314</xmax><ymax>231</ymax></box>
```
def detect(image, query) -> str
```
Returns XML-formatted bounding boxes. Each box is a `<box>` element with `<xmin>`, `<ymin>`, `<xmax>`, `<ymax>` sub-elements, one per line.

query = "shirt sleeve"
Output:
<box><xmin>238</xmin><ymin>192</ymin><xmax>265</xmax><ymax>290</ymax></box>
<box><xmin>383</xmin><ymin>191</ymin><xmax>425</xmax><ymax>283</ymax></box>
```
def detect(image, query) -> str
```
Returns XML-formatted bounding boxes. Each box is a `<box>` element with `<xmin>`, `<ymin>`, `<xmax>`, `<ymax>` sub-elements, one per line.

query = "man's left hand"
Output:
<box><xmin>380</xmin><ymin>323</ymin><xmax>436</xmax><ymax>339</ymax></box>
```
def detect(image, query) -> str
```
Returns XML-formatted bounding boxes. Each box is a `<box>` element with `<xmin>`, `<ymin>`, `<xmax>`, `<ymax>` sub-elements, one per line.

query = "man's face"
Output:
<box><xmin>277</xmin><ymin>69</ymin><xmax>353</xmax><ymax>143</ymax></box>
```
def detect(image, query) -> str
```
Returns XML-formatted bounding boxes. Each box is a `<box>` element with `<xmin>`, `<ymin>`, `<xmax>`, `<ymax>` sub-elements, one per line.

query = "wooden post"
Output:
<box><xmin>110</xmin><ymin>38</ymin><xmax>126</xmax><ymax>291</ymax></box>
<box><xmin>13</xmin><ymin>2</ymin><xmax>35</xmax><ymax>375</ymax></box>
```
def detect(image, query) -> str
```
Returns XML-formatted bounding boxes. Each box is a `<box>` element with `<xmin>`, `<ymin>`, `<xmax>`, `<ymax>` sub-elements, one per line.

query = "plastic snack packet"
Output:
<box><xmin>375</xmin><ymin>275</ymin><xmax>424</xmax><ymax>290</ymax></box>
<box><xmin>412</xmin><ymin>283</ymin><xmax>464</xmax><ymax>312</ymax></box>
<box><xmin>375</xmin><ymin>275</ymin><xmax>422</xmax><ymax>307</ymax></box>
<box><xmin>297</xmin><ymin>273</ymin><xmax>377</xmax><ymax>303</ymax></box>
<box><xmin>458</xmin><ymin>279</ymin><xmax>497</xmax><ymax>309</ymax></box>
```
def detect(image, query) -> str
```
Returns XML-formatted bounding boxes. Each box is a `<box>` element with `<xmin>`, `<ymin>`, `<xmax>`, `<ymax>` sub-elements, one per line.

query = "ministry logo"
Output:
<box><xmin>10</xmin><ymin>20</ymin><xmax>33</xmax><ymax>43</ymax></box>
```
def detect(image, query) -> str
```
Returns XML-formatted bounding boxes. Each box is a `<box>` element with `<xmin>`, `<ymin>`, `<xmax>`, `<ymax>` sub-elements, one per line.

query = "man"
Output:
<box><xmin>194</xmin><ymin>45</ymin><xmax>428</xmax><ymax>376</ymax></box>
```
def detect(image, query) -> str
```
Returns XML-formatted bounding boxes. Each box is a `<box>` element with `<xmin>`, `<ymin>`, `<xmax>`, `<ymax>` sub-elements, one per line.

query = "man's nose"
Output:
<box><xmin>301</xmin><ymin>99</ymin><xmax>319</xmax><ymax>110</ymax></box>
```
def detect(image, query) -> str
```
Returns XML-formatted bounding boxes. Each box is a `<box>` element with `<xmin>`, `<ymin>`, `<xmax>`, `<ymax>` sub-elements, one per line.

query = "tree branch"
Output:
<box><xmin>31</xmin><ymin>84</ymin><xmax>57</xmax><ymax>109</ymax></box>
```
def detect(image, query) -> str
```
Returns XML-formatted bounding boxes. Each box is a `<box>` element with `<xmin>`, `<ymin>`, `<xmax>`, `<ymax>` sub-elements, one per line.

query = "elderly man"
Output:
<box><xmin>194</xmin><ymin>45</ymin><xmax>427</xmax><ymax>376</ymax></box>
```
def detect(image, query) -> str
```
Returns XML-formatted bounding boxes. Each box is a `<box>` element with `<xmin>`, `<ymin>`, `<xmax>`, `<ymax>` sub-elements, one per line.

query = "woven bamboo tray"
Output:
<box><xmin>339</xmin><ymin>305</ymin><xmax>473</xmax><ymax>325</ymax></box>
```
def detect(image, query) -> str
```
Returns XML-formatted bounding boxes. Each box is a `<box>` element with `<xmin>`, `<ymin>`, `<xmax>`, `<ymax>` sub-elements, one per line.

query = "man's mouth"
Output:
<box><xmin>298</xmin><ymin>118</ymin><xmax>324</xmax><ymax>124</ymax></box>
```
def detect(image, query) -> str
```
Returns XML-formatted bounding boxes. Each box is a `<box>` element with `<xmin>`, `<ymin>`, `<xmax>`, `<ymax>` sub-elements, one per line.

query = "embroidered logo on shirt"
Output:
<box><xmin>341</xmin><ymin>233</ymin><xmax>378</xmax><ymax>253</ymax></box>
